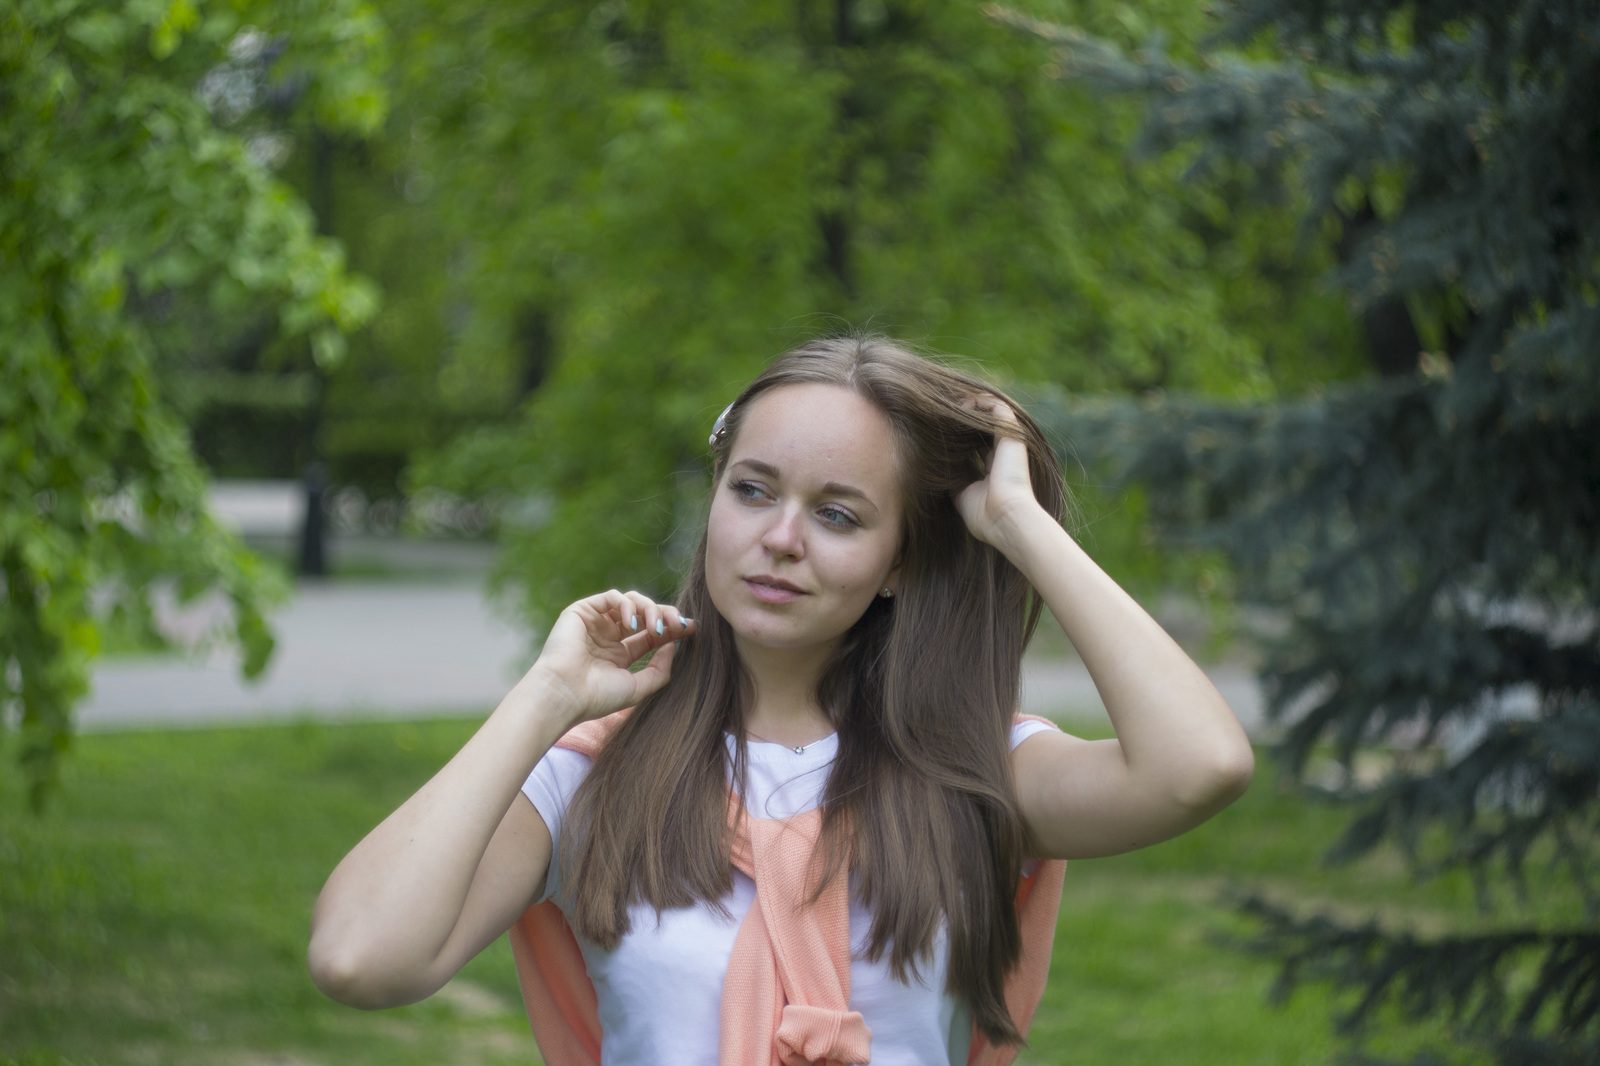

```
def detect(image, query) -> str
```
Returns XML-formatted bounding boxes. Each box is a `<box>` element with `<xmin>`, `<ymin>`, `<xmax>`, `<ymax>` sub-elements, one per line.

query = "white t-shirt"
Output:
<box><xmin>520</xmin><ymin>718</ymin><xmax>1054</xmax><ymax>1066</ymax></box>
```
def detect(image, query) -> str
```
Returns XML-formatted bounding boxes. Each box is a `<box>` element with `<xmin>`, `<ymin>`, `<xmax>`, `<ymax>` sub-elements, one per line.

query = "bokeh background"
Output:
<box><xmin>4</xmin><ymin>0</ymin><xmax>1595</xmax><ymax>1063</ymax></box>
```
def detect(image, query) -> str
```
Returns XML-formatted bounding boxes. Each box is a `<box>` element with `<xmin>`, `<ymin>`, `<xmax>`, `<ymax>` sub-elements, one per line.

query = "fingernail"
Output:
<box><xmin>630</xmin><ymin>615</ymin><xmax>639</xmax><ymax>630</ymax></box>
<box><xmin>682</xmin><ymin>617</ymin><xmax>695</xmax><ymax>626</ymax></box>
<box><xmin>654</xmin><ymin>618</ymin><xmax>665</xmax><ymax>635</ymax></box>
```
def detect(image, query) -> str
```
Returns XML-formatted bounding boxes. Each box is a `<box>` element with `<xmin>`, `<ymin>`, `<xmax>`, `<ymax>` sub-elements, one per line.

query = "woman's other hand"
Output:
<box><xmin>524</xmin><ymin>589</ymin><xmax>695</xmax><ymax>728</ymax></box>
<box><xmin>308</xmin><ymin>589</ymin><xmax>692</xmax><ymax>1009</ymax></box>
<box><xmin>953</xmin><ymin>397</ymin><xmax>1046</xmax><ymax>550</ymax></box>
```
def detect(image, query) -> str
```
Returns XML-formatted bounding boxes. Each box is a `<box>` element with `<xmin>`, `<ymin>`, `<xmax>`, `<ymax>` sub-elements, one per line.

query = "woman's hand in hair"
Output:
<box><xmin>956</xmin><ymin>396</ymin><xmax>1255</xmax><ymax>860</ymax></box>
<box><xmin>525</xmin><ymin>589</ymin><xmax>694</xmax><ymax>728</ymax></box>
<box><xmin>954</xmin><ymin>397</ymin><xmax>1047</xmax><ymax>551</ymax></box>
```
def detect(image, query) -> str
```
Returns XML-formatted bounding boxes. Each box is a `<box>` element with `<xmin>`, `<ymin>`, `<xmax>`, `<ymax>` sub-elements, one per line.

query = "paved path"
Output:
<box><xmin>81</xmin><ymin>583</ymin><xmax>528</xmax><ymax>730</ymax></box>
<box><xmin>1019</xmin><ymin>658</ymin><xmax>1266</xmax><ymax>738</ymax></box>
<box><xmin>82</xmin><ymin>582</ymin><xmax>1268</xmax><ymax>737</ymax></box>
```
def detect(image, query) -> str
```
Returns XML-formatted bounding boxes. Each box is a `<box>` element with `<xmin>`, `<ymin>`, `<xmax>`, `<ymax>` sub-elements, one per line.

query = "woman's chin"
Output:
<box><xmin>711</xmin><ymin>586</ymin><xmax>867</xmax><ymax>655</ymax></box>
<box><xmin>731</xmin><ymin>626</ymin><xmax>813</xmax><ymax>652</ymax></box>
<box><xmin>727</xmin><ymin>617</ymin><xmax>840</xmax><ymax>655</ymax></box>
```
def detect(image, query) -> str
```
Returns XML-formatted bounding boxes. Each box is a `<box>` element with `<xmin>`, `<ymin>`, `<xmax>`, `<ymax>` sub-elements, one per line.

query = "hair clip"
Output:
<box><xmin>709</xmin><ymin>402</ymin><xmax>734</xmax><ymax>449</ymax></box>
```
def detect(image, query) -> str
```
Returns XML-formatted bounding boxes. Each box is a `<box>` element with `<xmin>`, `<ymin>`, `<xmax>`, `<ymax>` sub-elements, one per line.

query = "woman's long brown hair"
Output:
<box><xmin>557</xmin><ymin>335</ymin><xmax>1069</xmax><ymax>1046</ymax></box>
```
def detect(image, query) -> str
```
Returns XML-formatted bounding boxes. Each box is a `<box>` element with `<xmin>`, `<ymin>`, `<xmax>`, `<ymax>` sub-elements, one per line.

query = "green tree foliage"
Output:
<box><xmin>392</xmin><ymin>0</ymin><xmax>1359</xmax><ymax>626</ymax></box>
<box><xmin>166</xmin><ymin>98</ymin><xmax>479</xmax><ymax>498</ymax></box>
<box><xmin>1010</xmin><ymin>0</ymin><xmax>1600</xmax><ymax>1060</ymax></box>
<box><xmin>0</xmin><ymin>0</ymin><xmax>386</xmax><ymax>805</ymax></box>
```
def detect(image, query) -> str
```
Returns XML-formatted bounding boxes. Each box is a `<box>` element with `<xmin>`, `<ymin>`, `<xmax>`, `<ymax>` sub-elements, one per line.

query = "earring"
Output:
<box><xmin>879</xmin><ymin>587</ymin><xmax>894</xmax><ymax>599</ymax></box>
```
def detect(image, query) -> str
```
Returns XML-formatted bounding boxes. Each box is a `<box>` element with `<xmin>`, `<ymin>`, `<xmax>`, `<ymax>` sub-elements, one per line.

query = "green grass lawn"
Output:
<box><xmin>1</xmin><ymin>718</ymin><xmax>1571</xmax><ymax>1066</ymax></box>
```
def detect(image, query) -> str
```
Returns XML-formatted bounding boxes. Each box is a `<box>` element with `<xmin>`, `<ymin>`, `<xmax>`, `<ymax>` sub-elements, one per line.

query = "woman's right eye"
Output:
<box><xmin>730</xmin><ymin>480</ymin><xmax>769</xmax><ymax>501</ymax></box>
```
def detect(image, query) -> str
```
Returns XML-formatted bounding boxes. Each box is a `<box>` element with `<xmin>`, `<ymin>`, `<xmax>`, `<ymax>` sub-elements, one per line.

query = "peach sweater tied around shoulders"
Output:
<box><xmin>509</xmin><ymin>710</ymin><xmax>1067</xmax><ymax>1066</ymax></box>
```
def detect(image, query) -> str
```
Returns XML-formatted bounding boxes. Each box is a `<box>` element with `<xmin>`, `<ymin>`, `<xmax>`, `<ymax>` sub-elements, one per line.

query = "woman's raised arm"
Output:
<box><xmin>955</xmin><ymin>402</ymin><xmax>1255</xmax><ymax>860</ymax></box>
<box><xmin>307</xmin><ymin>590</ymin><xmax>692</xmax><ymax>1008</ymax></box>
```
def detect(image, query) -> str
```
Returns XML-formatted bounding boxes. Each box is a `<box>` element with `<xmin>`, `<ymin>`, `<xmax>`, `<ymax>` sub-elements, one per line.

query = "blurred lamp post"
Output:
<box><xmin>299</xmin><ymin>462</ymin><xmax>328</xmax><ymax>577</ymax></box>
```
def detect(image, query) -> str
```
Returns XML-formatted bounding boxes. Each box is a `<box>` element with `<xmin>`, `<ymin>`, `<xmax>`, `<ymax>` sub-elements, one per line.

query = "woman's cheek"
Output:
<box><xmin>820</xmin><ymin>541</ymin><xmax>889</xmax><ymax>603</ymax></box>
<box><xmin>704</xmin><ymin>500</ymin><xmax>745</xmax><ymax>577</ymax></box>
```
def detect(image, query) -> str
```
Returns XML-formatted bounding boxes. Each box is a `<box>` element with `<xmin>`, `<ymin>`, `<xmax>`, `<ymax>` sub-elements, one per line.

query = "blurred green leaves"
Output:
<box><xmin>0</xmin><ymin>0</ymin><xmax>386</xmax><ymax>805</ymax></box>
<box><xmin>2</xmin><ymin>0</ymin><xmax>1366</xmax><ymax>798</ymax></box>
<box><xmin>395</xmin><ymin>0</ymin><xmax>1359</xmax><ymax>626</ymax></box>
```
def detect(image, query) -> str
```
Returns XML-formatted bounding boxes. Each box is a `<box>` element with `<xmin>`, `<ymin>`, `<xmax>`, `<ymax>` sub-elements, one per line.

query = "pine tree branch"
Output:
<box><xmin>1005</xmin><ymin>3</ymin><xmax>1600</xmax><ymax>1061</ymax></box>
<box><xmin>1237</xmin><ymin>894</ymin><xmax>1600</xmax><ymax>1044</ymax></box>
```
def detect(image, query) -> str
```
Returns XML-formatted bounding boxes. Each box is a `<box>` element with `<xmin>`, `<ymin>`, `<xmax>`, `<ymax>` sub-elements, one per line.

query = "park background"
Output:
<box><xmin>3</xmin><ymin>0</ymin><xmax>1595</xmax><ymax>1064</ymax></box>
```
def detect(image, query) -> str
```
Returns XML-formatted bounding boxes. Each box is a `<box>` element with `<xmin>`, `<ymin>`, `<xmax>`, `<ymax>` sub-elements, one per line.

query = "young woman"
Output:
<box><xmin>308</xmin><ymin>336</ymin><xmax>1255</xmax><ymax>1065</ymax></box>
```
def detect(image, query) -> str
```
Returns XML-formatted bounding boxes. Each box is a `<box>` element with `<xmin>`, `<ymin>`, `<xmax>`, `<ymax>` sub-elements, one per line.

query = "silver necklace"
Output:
<box><xmin>744</xmin><ymin>729</ymin><xmax>811</xmax><ymax>754</ymax></box>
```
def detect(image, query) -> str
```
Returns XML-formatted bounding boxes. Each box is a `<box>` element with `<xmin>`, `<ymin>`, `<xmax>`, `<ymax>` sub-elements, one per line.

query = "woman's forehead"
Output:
<box><xmin>731</xmin><ymin>384</ymin><xmax>901</xmax><ymax>500</ymax></box>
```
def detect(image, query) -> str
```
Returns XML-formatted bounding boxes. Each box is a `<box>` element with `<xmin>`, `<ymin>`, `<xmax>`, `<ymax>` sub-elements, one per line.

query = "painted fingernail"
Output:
<box><xmin>654</xmin><ymin>618</ymin><xmax>665</xmax><ymax>635</ymax></box>
<box><xmin>630</xmin><ymin>615</ymin><xmax>639</xmax><ymax>630</ymax></box>
<box><xmin>681</xmin><ymin>617</ymin><xmax>695</xmax><ymax>626</ymax></box>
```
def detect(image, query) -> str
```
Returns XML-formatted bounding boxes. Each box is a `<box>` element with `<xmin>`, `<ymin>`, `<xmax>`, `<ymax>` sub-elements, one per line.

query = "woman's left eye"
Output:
<box><xmin>817</xmin><ymin>506</ymin><xmax>859</xmax><ymax>529</ymax></box>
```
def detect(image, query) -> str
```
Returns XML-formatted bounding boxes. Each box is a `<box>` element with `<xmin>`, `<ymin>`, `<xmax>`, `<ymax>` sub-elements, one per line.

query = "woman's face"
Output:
<box><xmin>706</xmin><ymin>382</ymin><xmax>905</xmax><ymax>654</ymax></box>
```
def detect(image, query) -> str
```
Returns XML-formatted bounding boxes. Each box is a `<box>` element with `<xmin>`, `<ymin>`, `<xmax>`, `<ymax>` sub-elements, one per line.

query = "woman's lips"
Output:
<box><xmin>745</xmin><ymin>578</ymin><xmax>807</xmax><ymax>604</ymax></box>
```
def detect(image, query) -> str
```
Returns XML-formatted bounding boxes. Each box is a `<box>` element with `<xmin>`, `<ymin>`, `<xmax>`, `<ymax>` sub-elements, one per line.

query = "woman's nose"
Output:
<box><xmin>760</xmin><ymin>505</ymin><xmax>805</xmax><ymax>558</ymax></box>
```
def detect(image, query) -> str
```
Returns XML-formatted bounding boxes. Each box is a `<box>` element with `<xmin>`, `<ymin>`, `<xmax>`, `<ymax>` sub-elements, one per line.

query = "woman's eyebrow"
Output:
<box><xmin>732</xmin><ymin>458</ymin><xmax>783</xmax><ymax>480</ymax></box>
<box><xmin>730</xmin><ymin>459</ymin><xmax>880</xmax><ymax>515</ymax></box>
<box><xmin>821</xmin><ymin>482</ymin><xmax>876</xmax><ymax>510</ymax></box>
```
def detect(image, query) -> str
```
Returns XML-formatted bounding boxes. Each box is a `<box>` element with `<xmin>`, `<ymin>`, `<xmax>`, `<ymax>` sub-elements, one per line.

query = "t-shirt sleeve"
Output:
<box><xmin>1009</xmin><ymin>716</ymin><xmax>1060</xmax><ymax>880</ymax></box>
<box><xmin>1009</xmin><ymin>716</ymin><xmax>1057</xmax><ymax>750</ymax></box>
<box><xmin>520</xmin><ymin>746</ymin><xmax>594</xmax><ymax>905</ymax></box>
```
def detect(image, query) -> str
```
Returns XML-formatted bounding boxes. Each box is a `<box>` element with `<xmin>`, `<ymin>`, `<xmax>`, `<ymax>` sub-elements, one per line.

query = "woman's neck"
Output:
<box><xmin>734</xmin><ymin>634</ymin><xmax>838</xmax><ymax>749</ymax></box>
